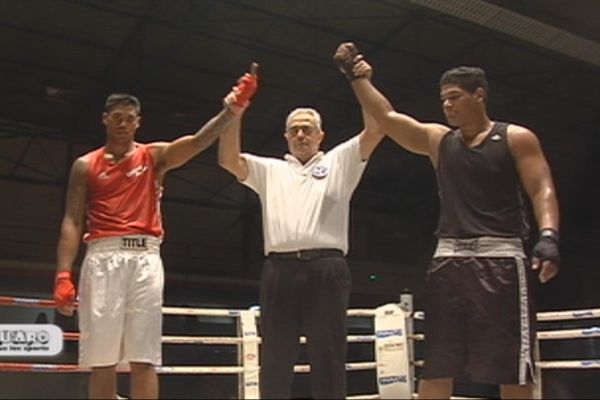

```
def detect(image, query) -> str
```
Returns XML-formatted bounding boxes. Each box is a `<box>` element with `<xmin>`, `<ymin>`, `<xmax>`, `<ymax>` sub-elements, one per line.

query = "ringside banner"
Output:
<box><xmin>0</xmin><ymin>324</ymin><xmax>63</xmax><ymax>357</ymax></box>
<box><xmin>374</xmin><ymin>304</ymin><xmax>412</xmax><ymax>399</ymax></box>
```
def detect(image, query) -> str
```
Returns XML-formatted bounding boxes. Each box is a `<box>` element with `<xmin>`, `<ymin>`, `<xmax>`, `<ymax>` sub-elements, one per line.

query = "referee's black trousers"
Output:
<box><xmin>258</xmin><ymin>253</ymin><xmax>351</xmax><ymax>399</ymax></box>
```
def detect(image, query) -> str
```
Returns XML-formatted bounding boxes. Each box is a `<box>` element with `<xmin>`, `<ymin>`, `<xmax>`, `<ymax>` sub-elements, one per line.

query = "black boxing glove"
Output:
<box><xmin>532</xmin><ymin>228</ymin><xmax>560</xmax><ymax>264</ymax></box>
<box><xmin>333</xmin><ymin>42</ymin><xmax>362</xmax><ymax>81</ymax></box>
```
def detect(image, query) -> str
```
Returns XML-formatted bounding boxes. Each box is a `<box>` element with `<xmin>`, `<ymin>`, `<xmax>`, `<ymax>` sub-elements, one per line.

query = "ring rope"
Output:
<box><xmin>537</xmin><ymin>326</ymin><xmax>600</xmax><ymax>340</ymax></box>
<box><xmin>411</xmin><ymin>309</ymin><xmax>600</xmax><ymax>322</ymax></box>
<box><xmin>0</xmin><ymin>363</ymin><xmax>244</xmax><ymax>374</ymax></box>
<box><xmin>410</xmin><ymin>328</ymin><xmax>600</xmax><ymax>342</ymax></box>
<box><xmin>412</xmin><ymin>359</ymin><xmax>600</xmax><ymax>370</ymax></box>
<box><xmin>537</xmin><ymin>309</ymin><xmax>600</xmax><ymax>322</ymax></box>
<box><xmin>62</xmin><ymin>333</ymin><xmax>244</xmax><ymax>345</ymax></box>
<box><xmin>346</xmin><ymin>395</ymin><xmax>380</xmax><ymax>400</ymax></box>
<box><xmin>409</xmin><ymin>333</ymin><xmax>425</xmax><ymax>341</ymax></box>
<box><xmin>60</xmin><ymin>332</ymin><xmax>376</xmax><ymax>345</ymax></box>
<box><xmin>537</xmin><ymin>360</ymin><xmax>600</xmax><ymax>369</ymax></box>
<box><xmin>0</xmin><ymin>296</ymin><xmax>55</xmax><ymax>308</ymax></box>
<box><xmin>0</xmin><ymin>361</ymin><xmax>377</xmax><ymax>374</ymax></box>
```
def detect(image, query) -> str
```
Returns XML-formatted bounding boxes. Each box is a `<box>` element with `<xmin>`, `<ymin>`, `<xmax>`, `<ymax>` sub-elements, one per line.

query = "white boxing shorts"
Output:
<box><xmin>77</xmin><ymin>235</ymin><xmax>164</xmax><ymax>368</ymax></box>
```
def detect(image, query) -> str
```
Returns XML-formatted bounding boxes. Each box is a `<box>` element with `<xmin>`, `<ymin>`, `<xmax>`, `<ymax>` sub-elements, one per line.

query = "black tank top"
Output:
<box><xmin>436</xmin><ymin>122</ymin><xmax>529</xmax><ymax>238</ymax></box>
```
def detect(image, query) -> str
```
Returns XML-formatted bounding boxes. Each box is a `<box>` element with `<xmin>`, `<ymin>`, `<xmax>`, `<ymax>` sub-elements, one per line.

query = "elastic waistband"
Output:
<box><xmin>434</xmin><ymin>237</ymin><xmax>524</xmax><ymax>258</ymax></box>
<box><xmin>268</xmin><ymin>248</ymin><xmax>343</xmax><ymax>261</ymax></box>
<box><xmin>87</xmin><ymin>235</ymin><xmax>161</xmax><ymax>252</ymax></box>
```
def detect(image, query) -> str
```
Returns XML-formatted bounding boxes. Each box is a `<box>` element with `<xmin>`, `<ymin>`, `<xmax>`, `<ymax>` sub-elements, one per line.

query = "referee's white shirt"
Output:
<box><xmin>241</xmin><ymin>136</ymin><xmax>366</xmax><ymax>255</ymax></box>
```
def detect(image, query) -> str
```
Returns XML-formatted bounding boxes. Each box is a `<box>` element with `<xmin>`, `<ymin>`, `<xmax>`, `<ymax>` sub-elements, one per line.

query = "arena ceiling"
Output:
<box><xmin>1</xmin><ymin>0</ymin><xmax>599</xmax><ymax>304</ymax></box>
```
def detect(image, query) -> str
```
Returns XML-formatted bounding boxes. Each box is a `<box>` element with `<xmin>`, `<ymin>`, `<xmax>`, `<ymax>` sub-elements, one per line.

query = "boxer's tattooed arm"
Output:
<box><xmin>189</xmin><ymin>108</ymin><xmax>239</xmax><ymax>151</ymax></box>
<box><xmin>154</xmin><ymin>108</ymin><xmax>241</xmax><ymax>173</ymax></box>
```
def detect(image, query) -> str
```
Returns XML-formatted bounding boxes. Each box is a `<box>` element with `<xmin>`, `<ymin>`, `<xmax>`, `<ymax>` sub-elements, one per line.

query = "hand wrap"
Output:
<box><xmin>232</xmin><ymin>73</ymin><xmax>258</xmax><ymax>108</ymax></box>
<box><xmin>532</xmin><ymin>228</ymin><xmax>560</xmax><ymax>264</ymax></box>
<box><xmin>333</xmin><ymin>42</ymin><xmax>362</xmax><ymax>81</ymax></box>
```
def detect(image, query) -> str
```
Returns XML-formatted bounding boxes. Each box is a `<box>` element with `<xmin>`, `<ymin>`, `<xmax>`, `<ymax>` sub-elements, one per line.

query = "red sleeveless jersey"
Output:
<box><xmin>84</xmin><ymin>143</ymin><xmax>163</xmax><ymax>241</ymax></box>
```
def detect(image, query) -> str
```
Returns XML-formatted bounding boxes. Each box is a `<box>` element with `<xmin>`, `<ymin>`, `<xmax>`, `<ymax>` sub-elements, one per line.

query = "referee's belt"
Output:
<box><xmin>268</xmin><ymin>248</ymin><xmax>343</xmax><ymax>261</ymax></box>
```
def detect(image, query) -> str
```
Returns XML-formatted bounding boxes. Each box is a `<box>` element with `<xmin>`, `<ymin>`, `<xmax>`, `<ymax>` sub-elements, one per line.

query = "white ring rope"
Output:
<box><xmin>346</xmin><ymin>394</ymin><xmax>380</xmax><ymax>400</ymax></box>
<box><xmin>537</xmin><ymin>360</ymin><xmax>600</xmax><ymax>369</ymax></box>
<box><xmin>412</xmin><ymin>311</ymin><xmax>424</xmax><ymax>320</ymax></box>
<box><xmin>294</xmin><ymin>362</ymin><xmax>377</xmax><ymax>373</ymax></box>
<box><xmin>411</xmin><ymin>328</ymin><xmax>600</xmax><ymax>342</ymax></box>
<box><xmin>412</xmin><ymin>309</ymin><xmax>600</xmax><ymax>322</ymax></box>
<box><xmin>537</xmin><ymin>326</ymin><xmax>600</xmax><ymax>340</ymax></box>
<box><xmin>413</xmin><ymin>359</ymin><xmax>600</xmax><ymax>370</ymax></box>
<box><xmin>537</xmin><ymin>309</ymin><xmax>600</xmax><ymax>321</ymax></box>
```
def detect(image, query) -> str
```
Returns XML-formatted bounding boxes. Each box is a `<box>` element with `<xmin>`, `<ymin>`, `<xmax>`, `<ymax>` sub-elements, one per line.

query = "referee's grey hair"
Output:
<box><xmin>285</xmin><ymin>107</ymin><xmax>322</xmax><ymax>131</ymax></box>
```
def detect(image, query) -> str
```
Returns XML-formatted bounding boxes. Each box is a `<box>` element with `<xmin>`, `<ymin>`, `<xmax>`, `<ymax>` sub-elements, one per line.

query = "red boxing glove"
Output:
<box><xmin>232</xmin><ymin>72</ymin><xmax>258</xmax><ymax>108</ymax></box>
<box><xmin>54</xmin><ymin>271</ymin><xmax>76</xmax><ymax>308</ymax></box>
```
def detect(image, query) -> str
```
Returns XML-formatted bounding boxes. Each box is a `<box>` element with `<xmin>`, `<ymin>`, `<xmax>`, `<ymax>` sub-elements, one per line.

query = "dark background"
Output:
<box><xmin>0</xmin><ymin>1</ymin><xmax>599</xmax><ymax>398</ymax></box>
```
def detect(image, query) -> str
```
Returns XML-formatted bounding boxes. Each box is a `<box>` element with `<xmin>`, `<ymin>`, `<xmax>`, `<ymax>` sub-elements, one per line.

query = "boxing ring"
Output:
<box><xmin>1</xmin><ymin>294</ymin><xmax>599</xmax><ymax>399</ymax></box>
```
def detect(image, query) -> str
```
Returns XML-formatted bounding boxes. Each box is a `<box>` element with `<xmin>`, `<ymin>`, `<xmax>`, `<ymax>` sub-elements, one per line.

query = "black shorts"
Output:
<box><xmin>421</xmin><ymin>256</ymin><xmax>536</xmax><ymax>385</ymax></box>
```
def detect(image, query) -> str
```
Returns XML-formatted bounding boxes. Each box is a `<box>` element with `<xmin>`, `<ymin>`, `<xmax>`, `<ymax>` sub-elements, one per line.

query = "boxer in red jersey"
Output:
<box><xmin>53</xmin><ymin>65</ymin><xmax>258</xmax><ymax>399</ymax></box>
